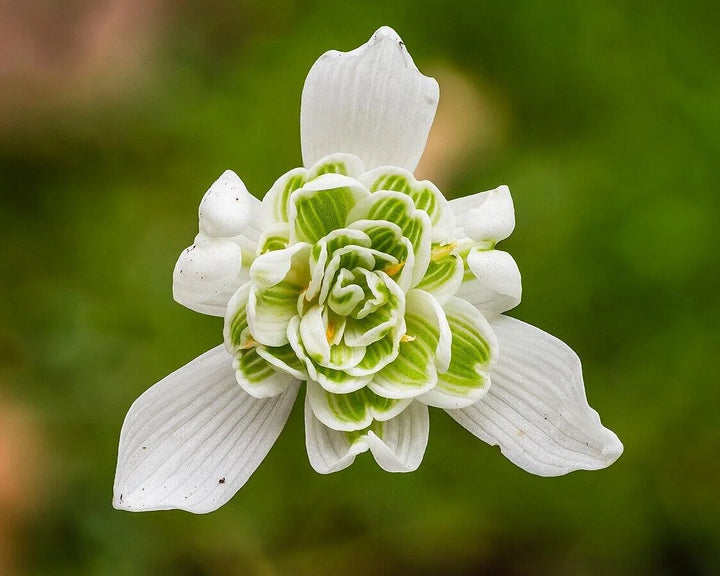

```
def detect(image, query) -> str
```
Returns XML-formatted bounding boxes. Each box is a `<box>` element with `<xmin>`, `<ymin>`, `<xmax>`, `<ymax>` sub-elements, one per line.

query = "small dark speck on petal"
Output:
<box><xmin>142</xmin><ymin>446</ymin><xmax>147</xmax><ymax>449</ymax></box>
<box><xmin>218</xmin><ymin>477</ymin><xmax>225</xmax><ymax>484</ymax></box>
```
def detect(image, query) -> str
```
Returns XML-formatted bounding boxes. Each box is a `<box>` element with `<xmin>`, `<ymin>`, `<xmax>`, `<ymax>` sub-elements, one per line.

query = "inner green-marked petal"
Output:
<box><xmin>248</xmin><ymin>280</ymin><xmax>303</xmax><ymax>347</ymax></box>
<box><xmin>307</xmin><ymin>153</ymin><xmax>365</xmax><ymax>180</ymax></box>
<box><xmin>419</xmin><ymin>297</ymin><xmax>498</xmax><ymax>409</ymax></box>
<box><xmin>416</xmin><ymin>251</ymin><xmax>464</xmax><ymax>304</ymax></box>
<box><xmin>360</xmin><ymin>166</ymin><xmax>453</xmax><ymax>241</ymax></box>
<box><xmin>289</xmin><ymin>175</ymin><xmax>369</xmax><ymax>244</ymax></box>
<box><xmin>346</xmin><ymin>191</ymin><xmax>431</xmax><ymax>286</ymax></box>
<box><xmin>307</xmin><ymin>381</ymin><xmax>411</xmax><ymax>432</ymax></box>
<box><xmin>370</xmin><ymin>311</ymin><xmax>439</xmax><ymax>398</ymax></box>
<box><xmin>262</xmin><ymin>167</ymin><xmax>307</xmax><ymax>225</ymax></box>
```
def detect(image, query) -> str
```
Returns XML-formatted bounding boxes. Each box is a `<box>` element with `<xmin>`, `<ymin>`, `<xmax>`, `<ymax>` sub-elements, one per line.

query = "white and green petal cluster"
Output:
<box><xmin>223</xmin><ymin>152</ymin><xmax>500</xmax><ymax>448</ymax></box>
<box><xmin>113</xmin><ymin>26</ymin><xmax>623</xmax><ymax>514</ymax></box>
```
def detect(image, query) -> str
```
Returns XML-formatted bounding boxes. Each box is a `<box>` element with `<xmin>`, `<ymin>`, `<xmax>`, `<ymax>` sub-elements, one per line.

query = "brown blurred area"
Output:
<box><xmin>0</xmin><ymin>0</ymin><xmax>166</xmax><ymax>132</ymax></box>
<box><xmin>0</xmin><ymin>398</ymin><xmax>44</xmax><ymax>576</ymax></box>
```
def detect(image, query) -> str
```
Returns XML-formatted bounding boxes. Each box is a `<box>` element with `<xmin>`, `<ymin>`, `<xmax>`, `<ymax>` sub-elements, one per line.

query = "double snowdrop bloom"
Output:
<box><xmin>114</xmin><ymin>27</ymin><xmax>622</xmax><ymax>513</ymax></box>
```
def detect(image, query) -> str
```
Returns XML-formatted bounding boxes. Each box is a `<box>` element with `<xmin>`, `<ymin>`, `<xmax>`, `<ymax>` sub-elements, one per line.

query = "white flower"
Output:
<box><xmin>113</xmin><ymin>27</ymin><xmax>622</xmax><ymax>514</ymax></box>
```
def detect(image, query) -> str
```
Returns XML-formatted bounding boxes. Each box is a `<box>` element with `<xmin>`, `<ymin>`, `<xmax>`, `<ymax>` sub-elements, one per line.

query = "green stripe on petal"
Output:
<box><xmin>288</xmin><ymin>315</ymin><xmax>371</xmax><ymax>394</ymax></box>
<box><xmin>223</xmin><ymin>282</ymin><xmax>252</xmax><ymax>353</ymax></box>
<box><xmin>247</xmin><ymin>281</ymin><xmax>302</xmax><ymax>347</ymax></box>
<box><xmin>360</xmin><ymin>167</ymin><xmax>454</xmax><ymax>241</ymax></box>
<box><xmin>258</xmin><ymin>223</ymin><xmax>290</xmax><ymax>254</ymax></box>
<box><xmin>416</xmin><ymin>251</ymin><xmax>464</xmax><ymax>304</ymax></box>
<box><xmin>407</xmin><ymin>289</ymin><xmax>451</xmax><ymax>372</ymax></box>
<box><xmin>314</xmin><ymin>365</ymin><xmax>373</xmax><ymax>394</ymax></box>
<box><xmin>419</xmin><ymin>297</ymin><xmax>498</xmax><ymax>409</ymax></box>
<box><xmin>288</xmin><ymin>174</ymin><xmax>369</xmax><ymax>244</ymax></box>
<box><xmin>346</xmin><ymin>191</ymin><xmax>431</xmax><ymax>286</ymax></box>
<box><xmin>306</xmin><ymin>381</ymin><xmax>374</xmax><ymax>431</ymax></box>
<box><xmin>327</xmin><ymin>269</ymin><xmax>365</xmax><ymax>316</ymax></box>
<box><xmin>256</xmin><ymin>344</ymin><xmax>307</xmax><ymax>380</ymax></box>
<box><xmin>370</xmin><ymin>316</ymin><xmax>438</xmax><ymax>399</ymax></box>
<box><xmin>369</xmin><ymin>291</ymin><xmax>447</xmax><ymax>398</ymax></box>
<box><xmin>261</xmin><ymin>167</ymin><xmax>308</xmax><ymax>226</ymax></box>
<box><xmin>346</xmin><ymin>331</ymin><xmax>401</xmax><ymax>376</ymax></box>
<box><xmin>307</xmin><ymin>153</ymin><xmax>366</xmax><ymax>180</ymax></box>
<box><xmin>233</xmin><ymin>347</ymin><xmax>297</xmax><ymax>398</ymax></box>
<box><xmin>306</xmin><ymin>381</ymin><xmax>410</xmax><ymax>432</ymax></box>
<box><xmin>366</xmin><ymin>389</ymin><xmax>412</xmax><ymax>422</ymax></box>
<box><xmin>348</xmin><ymin>219</ymin><xmax>404</xmax><ymax>255</ymax></box>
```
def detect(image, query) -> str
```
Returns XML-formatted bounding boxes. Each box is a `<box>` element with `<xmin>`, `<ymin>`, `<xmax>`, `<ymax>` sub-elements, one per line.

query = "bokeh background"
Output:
<box><xmin>1</xmin><ymin>1</ymin><xmax>719</xmax><ymax>574</ymax></box>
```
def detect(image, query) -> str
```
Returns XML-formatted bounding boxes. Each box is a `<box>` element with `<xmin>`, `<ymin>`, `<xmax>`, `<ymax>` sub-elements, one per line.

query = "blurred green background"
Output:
<box><xmin>1</xmin><ymin>1</ymin><xmax>719</xmax><ymax>574</ymax></box>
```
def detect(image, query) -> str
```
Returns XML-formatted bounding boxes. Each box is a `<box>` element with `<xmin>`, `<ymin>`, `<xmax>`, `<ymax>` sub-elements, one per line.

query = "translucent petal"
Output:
<box><xmin>173</xmin><ymin>171</ymin><xmax>261</xmax><ymax>316</ymax></box>
<box><xmin>457</xmin><ymin>248</ymin><xmax>522</xmax><ymax>314</ymax></box>
<box><xmin>173</xmin><ymin>234</ymin><xmax>247</xmax><ymax>317</ymax></box>
<box><xmin>450</xmin><ymin>185</ymin><xmax>514</xmax><ymax>243</ymax></box>
<box><xmin>447</xmin><ymin>315</ymin><xmax>623</xmax><ymax>476</ymax></box>
<box><xmin>198</xmin><ymin>170</ymin><xmax>261</xmax><ymax>241</ymax></box>
<box><xmin>113</xmin><ymin>346</ymin><xmax>299</xmax><ymax>513</ymax></box>
<box><xmin>301</xmin><ymin>26</ymin><xmax>439</xmax><ymax>172</ymax></box>
<box><xmin>367</xmin><ymin>401</ymin><xmax>429</xmax><ymax>472</ymax></box>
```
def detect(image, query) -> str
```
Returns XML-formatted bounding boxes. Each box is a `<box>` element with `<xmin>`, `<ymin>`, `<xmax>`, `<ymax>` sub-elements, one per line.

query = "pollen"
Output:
<box><xmin>431</xmin><ymin>242</ymin><xmax>458</xmax><ymax>262</ymax></box>
<box><xmin>400</xmin><ymin>333</ymin><xmax>416</xmax><ymax>343</ymax></box>
<box><xmin>383</xmin><ymin>261</ymin><xmax>405</xmax><ymax>276</ymax></box>
<box><xmin>326</xmin><ymin>322</ymin><xmax>337</xmax><ymax>343</ymax></box>
<box><xmin>241</xmin><ymin>338</ymin><xmax>257</xmax><ymax>350</ymax></box>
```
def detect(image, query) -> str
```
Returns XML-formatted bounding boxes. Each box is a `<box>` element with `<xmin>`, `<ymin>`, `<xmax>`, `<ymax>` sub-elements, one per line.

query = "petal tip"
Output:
<box><xmin>600</xmin><ymin>430</ymin><xmax>624</xmax><ymax>466</ymax></box>
<box><xmin>372</xmin><ymin>26</ymin><xmax>402</xmax><ymax>41</ymax></box>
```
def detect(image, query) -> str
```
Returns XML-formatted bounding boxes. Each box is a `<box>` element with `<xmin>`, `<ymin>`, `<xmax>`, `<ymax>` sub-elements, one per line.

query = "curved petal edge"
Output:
<box><xmin>301</xmin><ymin>26</ymin><xmax>439</xmax><ymax>172</ymax></box>
<box><xmin>113</xmin><ymin>345</ymin><xmax>300</xmax><ymax>513</ymax></box>
<box><xmin>447</xmin><ymin>315</ymin><xmax>623</xmax><ymax>476</ymax></box>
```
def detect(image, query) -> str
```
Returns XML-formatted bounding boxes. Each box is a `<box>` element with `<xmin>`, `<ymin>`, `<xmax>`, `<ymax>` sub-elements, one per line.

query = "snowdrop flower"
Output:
<box><xmin>113</xmin><ymin>27</ymin><xmax>622</xmax><ymax>513</ymax></box>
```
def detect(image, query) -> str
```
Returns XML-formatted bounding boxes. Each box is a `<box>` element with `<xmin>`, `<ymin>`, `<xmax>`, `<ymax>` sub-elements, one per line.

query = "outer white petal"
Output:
<box><xmin>113</xmin><ymin>346</ymin><xmax>300</xmax><ymax>513</ymax></box>
<box><xmin>367</xmin><ymin>401</ymin><xmax>429</xmax><ymax>472</ymax></box>
<box><xmin>456</xmin><ymin>249</ymin><xmax>522</xmax><ymax>314</ymax></box>
<box><xmin>447</xmin><ymin>316</ymin><xmax>623</xmax><ymax>476</ymax></box>
<box><xmin>173</xmin><ymin>234</ymin><xmax>248</xmax><ymax>317</ymax></box>
<box><xmin>301</xmin><ymin>26</ymin><xmax>439</xmax><ymax>172</ymax></box>
<box><xmin>450</xmin><ymin>185</ymin><xmax>515</xmax><ymax>243</ymax></box>
<box><xmin>198</xmin><ymin>170</ymin><xmax>261</xmax><ymax>241</ymax></box>
<box><xmin>173</xmin><ymin>171</ymin><xmax>261</xmax><ymax>316</ymax></box>
<box><xmin>304</xmin><ymin>394</ymin><xmax>369</xmax><ymax>474</ymax></box>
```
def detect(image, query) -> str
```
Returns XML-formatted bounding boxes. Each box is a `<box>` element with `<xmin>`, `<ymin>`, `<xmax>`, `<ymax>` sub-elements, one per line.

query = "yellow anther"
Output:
<box><xmin>400</xmin><ymin>334</ymin><xmax>416</xmax><ymax>343</ymax></box>
<box><xmin>241</xmin><ymin>338</ymin><xmax>257</xmax><ymax>350</ymax></box>
<box><xmin>326</xmin><ymin>322</ymin><xmax>336</xmax><ymax>343</ymax></box>
<box><xmin>384</xmin><ymin>261</ymin><xmax>405</xmax><ymax>276</ymax></box>
<box><xmin>430</xmin><ymin>242</ymin><xmax>458</xmax><ymax>262</ymax></box>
